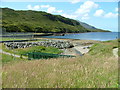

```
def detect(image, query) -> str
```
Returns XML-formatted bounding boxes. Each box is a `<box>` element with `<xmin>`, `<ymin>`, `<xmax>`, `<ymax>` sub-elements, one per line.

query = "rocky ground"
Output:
<box><xmin>4</xmin><ymin>40</ymin><xmax>74</xmax><ymax>49</ymax></box>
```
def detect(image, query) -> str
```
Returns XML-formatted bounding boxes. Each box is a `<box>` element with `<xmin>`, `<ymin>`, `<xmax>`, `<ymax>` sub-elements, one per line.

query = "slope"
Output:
<box><xmin>1</xmin><ymin>8</ymin><xmax>109</xmax><ymax>33</ymax></box>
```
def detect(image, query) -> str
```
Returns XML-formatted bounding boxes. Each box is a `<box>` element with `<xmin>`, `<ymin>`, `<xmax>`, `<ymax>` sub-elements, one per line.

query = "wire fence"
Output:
<box><xmin>22</xmin><ymin>52</ymin><xmax>76</xmax><ymax>60</ymax></box>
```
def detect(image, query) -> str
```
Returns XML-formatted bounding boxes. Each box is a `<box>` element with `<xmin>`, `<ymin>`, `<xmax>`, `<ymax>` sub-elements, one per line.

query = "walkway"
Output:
<box><xmin>113</xmin><ymin>48</ymin><xmax>118</xmax><ymax>57</ymax></box>
<box><xmin>0</xmin><ymin>49</ymin><xmax>27</xmax><ymax>58</ymax></box>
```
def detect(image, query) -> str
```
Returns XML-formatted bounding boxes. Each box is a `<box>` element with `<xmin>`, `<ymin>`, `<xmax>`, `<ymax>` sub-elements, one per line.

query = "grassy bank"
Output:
<box><xmin>2</xmin><ymin>39</ymin><xmax>119</xmax><ymax>88</ymax></box>
<box><xmin>89</xmin><ymin>39</ymin><xmax>118</xmax><ymax>56</ymax></box>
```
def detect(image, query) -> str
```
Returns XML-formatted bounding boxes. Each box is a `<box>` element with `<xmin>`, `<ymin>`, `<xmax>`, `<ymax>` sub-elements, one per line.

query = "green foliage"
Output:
<box><xmin>3</xmin><ymin>24</ymin><xmax>21</xmax><ymax>32</ymax></box>
<box><xmin>18</xmin><ymin>24</ymin><xmax>34</xmax><ymax>32</ymax></box>
<box><xmin>1</xmin><ymin>8</ymin><xmax>107</xmax><ymax>33</ymax></box>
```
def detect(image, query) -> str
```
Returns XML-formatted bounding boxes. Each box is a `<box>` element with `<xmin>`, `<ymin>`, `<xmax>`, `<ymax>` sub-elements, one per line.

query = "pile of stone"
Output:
<box><xmin>4</xmin><ymin>40</ymin><xmax>74</xmax><ymax>49</ymax></box>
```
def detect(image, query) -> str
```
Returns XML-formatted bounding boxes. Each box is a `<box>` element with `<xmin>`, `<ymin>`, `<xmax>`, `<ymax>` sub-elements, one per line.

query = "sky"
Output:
<box><xmin>0</xmin><ymin>0</ymin><xmax>119</xmax><ymax>32</ymax></box>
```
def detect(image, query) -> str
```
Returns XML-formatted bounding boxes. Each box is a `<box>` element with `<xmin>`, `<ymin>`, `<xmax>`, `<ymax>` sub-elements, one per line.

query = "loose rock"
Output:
<box><xmin>4</xmin><ymin>40</ymin><xmax>74</xmax><ymax>49</ymax></box>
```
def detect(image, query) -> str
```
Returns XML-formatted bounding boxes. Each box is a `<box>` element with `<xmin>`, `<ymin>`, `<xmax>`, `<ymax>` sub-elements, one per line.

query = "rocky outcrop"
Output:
<box><xmin>4</xmin><ymin>40</ymin><xmax>74</xmax><ymax>49</ymax></box>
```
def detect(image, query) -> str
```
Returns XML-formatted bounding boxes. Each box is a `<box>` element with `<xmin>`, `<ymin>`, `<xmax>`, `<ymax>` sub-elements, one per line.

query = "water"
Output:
<box><xmin>43</xmin><ymin>32</ymin><xmax>119</xmax><ymax>41</ymax></box>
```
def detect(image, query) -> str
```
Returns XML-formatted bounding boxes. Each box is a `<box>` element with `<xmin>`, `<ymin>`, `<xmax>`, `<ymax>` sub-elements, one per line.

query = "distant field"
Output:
<box><xmin>0</xmin><ymin>37</ymin><xmax>28</xmax><ymax>41</ymax></box>
<box><xmin>2</xmin><ymin>33</ymin><xmax>46</xmax><ymax>35</ymax></box>
<box><xmin>0</xmin><ymin>37</ymin><xmax>47</xmax><ymax>41</ymax></box>
<box><xmin>2</xmin><ymin>39</ymin><xmax>119</xmax><ymax>88</ymax></box>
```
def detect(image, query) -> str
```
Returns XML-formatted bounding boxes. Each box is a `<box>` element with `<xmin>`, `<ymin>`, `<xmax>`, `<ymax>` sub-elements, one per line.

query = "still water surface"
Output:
<box><xmin>43</xmin><ymin>32</ymin><xmax>119</xmax><ymax>41</ymax></box>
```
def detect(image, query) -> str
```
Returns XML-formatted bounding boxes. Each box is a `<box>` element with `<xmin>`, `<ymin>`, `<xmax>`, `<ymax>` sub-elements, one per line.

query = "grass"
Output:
<box><xmin>2</xmin><ymin>55</ymin><xmax>118</xmax><ymax>88</ymax></box>
<box><xmin>0</xmin><ymin>44</ymin><xmax>27</xmax><ymax>64</ymax></box>
<box><xmin>1</xmin><ymin>37</ymin><xmax>51</xmax><ymax>42</ymax></box>
<box><xmin>2</xmin><ymin>39</ymin><xmax>119</xmax><ymax>88</ymax></box>
<box><xmin>89</xmin><ymin>39</ymin><xmax>118</xmax><ymax>56</ymax></box>
<box><xmin>0</xmin><ymin>37</ymin><xmax>28</xmax><ymax>41</ymax></box>
<box><xmin>2</xmin><ymin>44</ymin><xmax>63</xmax><ymax>56</ymax></box>
<box><xmin>1</xmin><ymin>53</ymin><xmax>27</xmax><ymax>64</ymax></box>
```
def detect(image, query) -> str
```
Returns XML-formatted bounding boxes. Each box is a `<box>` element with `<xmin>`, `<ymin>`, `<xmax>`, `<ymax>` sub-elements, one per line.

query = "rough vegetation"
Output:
<box><xmin>1</xmin><ymin>8</ymin><xmax>109</xmax><ymax>33</ymax></box>
<box><xmin>1</xmin><ymin>39</ymin><xmax>119</xmax><ymax>88</ymax></box>
<box><xmin>2</xmin><ymin>55</ymin><xmax>118</xmax><ymax>88</ymax></box>
<box><xmin>89</xmin><ymin>39</ymin><xmax>118</xmax><ymax>56</ymax></box>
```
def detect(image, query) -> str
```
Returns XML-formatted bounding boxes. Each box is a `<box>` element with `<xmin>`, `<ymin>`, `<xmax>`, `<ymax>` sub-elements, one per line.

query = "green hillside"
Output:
<box><xmin>1</xmin><ymin>8</ymin><xmax>109</xmax><ymax>33</ymax></box>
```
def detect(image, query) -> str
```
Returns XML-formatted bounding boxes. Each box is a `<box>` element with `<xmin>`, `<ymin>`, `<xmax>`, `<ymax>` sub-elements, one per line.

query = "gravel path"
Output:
<box><xmin>113</xmin><ymin>48</ymin><xmax>118</xmax><ymax>57</ymax></box>
<box><xmin>0</xmin><ymin>49</ymin><xmax>27</xmax><ymax>58</ymax></box>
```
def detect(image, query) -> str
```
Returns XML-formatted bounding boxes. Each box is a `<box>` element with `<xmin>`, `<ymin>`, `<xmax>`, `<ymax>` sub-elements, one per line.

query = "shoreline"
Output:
<box><xmin>1</xmin><ymin>31</ymin><xmax>112</xmax><ymax>37</ymax></box>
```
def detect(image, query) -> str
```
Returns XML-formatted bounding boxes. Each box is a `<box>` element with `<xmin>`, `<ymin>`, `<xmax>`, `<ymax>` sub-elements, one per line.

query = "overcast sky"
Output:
<box><xmin>1</xmin><ymin>0</ymin><xmax>119</xmax><ymax>32</ymax></box>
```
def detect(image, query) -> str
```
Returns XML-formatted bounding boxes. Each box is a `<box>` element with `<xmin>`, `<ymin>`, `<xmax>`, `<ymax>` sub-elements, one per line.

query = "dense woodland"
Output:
<box><xmin>1</xmin><ymin>8</ymin><xmax>109</xmax><ymax>33</ymax></box>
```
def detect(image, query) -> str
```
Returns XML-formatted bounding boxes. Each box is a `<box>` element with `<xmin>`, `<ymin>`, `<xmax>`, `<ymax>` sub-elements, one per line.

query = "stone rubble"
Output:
<box><xmin>4</xmin><ymin>40</ymin><xmax>74</xmax><ymax>49</ymax></box>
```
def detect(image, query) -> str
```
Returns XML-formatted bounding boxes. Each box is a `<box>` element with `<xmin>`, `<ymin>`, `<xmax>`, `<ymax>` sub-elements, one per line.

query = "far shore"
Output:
<box><xmin>1</xmin><ymin>36</ymin><xmax>101</xmax><ymax>43</ymax></box>
<box><xmin>1</xmin><ymin>31</ymin><xmax>111</xmax><ymax>37</ymax></box>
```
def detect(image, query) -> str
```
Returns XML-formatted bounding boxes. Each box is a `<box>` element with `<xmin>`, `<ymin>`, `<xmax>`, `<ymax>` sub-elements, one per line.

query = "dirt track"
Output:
<box><xmin>0</xmin><ymin>49</ymin><xmax>27</xmax><ymax>58</ymax></box>
<box><xmin>113</xmin><ymin>48</ymin><xmax>118</xmax><ymax>57</ymax></box>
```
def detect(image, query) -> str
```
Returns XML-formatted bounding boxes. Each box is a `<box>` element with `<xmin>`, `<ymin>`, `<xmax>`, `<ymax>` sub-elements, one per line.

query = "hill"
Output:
<box><xmin>79</xmin><ymin>21</ymin><xmax>110</xmax><ymax>32</ymax></box>
<box><xmin>79</xmin><ymin>21</ymin><xmax>97</xmax><ymax>30</ymax></box>
<box><xmin>1</xmin><ymin>8</ymin><xmax>109</xmax><ymax>33</ymax></box>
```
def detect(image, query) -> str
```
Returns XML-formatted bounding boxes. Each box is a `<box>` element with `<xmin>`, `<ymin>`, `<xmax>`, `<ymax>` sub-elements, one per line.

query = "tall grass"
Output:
<box><xmin>2</xmin><ymin>39</ymin><xmax>119</xmax><ymax>88</ymax></box>
<box><xmin>2</xmin><ymin>55</ymin><xmax>118</xmax><ymax>88</ymax></box>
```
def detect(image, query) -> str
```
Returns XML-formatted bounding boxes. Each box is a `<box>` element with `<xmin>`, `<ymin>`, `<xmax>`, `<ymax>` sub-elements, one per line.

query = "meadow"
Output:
<box><xmin>1</xmin><ymin>39</ymin><xmax>119</xmax><ymax>88</ymax></box>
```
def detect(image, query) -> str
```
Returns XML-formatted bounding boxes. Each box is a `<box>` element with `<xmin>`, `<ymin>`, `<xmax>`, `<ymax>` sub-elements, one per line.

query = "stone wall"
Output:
<box><xmin>4</xmin><ymin>40</ymin><xmax>74</xmax><ymax>49</ymax></box>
